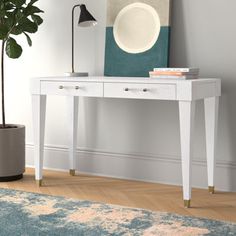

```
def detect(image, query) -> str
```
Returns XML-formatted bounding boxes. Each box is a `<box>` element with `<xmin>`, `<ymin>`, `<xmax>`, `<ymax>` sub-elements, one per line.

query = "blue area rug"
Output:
<box><xmin>0</xmin><ymin>188</ymin><xmax>236</xmax><ymax>235</ymax></box>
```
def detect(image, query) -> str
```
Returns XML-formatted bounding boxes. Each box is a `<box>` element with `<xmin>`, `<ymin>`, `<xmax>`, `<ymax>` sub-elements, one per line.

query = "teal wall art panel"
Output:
<box><xmin>104</xmin><ymin>0</ymin><xmax>172</xmax><ymax>77</ymax></box>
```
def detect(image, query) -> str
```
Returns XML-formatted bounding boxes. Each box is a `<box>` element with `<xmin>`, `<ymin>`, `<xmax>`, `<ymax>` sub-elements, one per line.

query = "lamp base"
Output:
<box><xmin>64</xmin><ymin>72</ymin><xmax>89</xmax><ymax>77</ymax></box>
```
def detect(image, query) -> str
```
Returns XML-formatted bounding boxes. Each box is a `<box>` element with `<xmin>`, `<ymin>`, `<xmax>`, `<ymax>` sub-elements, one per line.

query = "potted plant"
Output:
<box><xmin>0</xmin><ymin>0</ymin><xmax>43</xmax><ymax>181</ymax></box>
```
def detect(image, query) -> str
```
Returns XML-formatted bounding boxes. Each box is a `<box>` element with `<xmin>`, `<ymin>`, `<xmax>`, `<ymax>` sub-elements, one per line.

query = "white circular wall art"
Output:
<box><xmin>113</xmin><ymin>3</ymin><xmax>161</xmax><ymax>54</ymax></box>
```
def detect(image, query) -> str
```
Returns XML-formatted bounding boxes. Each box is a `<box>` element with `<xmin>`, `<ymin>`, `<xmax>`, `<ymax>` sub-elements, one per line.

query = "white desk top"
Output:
<box><xmin>31</xmin><ymin>76</ymin><xmax>221</xmax><ymax>101</ymax></box>
<box><xmin>32</xmin><ymin>76</ymin><xmax>220</xmax><ymax>84</ymax></box>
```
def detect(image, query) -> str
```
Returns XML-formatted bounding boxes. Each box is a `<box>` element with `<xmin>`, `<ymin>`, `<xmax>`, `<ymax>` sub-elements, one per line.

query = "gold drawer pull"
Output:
<box><xmin>59</xmin><ymin>85</ymin><xmax>80</xmax><ymax>90</ymax></box>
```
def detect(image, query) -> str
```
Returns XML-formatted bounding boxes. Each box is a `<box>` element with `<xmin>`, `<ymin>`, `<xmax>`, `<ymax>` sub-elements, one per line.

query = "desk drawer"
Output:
<box><xmin>104</xmin><ymin>83</ymin><xmax>176</xmax><ymax>100</ymax></box>
<box><xmin>41</xmin><ymin>81</ymin><xmax>103</xmax><ymax>97</ymax></box>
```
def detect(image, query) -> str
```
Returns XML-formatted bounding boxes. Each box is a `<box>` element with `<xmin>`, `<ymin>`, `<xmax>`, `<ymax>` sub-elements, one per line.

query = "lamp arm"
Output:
<box><xmin>72</xmin><ymin>4</ymin><xmax>81</xmax><ymax>73</ymax></box>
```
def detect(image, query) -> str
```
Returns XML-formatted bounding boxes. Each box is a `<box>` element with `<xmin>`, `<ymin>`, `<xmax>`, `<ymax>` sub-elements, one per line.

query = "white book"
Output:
<box><xmin>150</xmin><ymin>75</ymin><xmax>199</xmax><ymax>80</ymax></box>
<box><xmin>153</xmin><ymin>68</ymin><xmax>199</xmax><ymax>73</ymax></box>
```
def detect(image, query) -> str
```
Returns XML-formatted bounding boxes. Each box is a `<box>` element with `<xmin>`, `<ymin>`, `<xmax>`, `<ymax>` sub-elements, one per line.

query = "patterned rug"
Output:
<box><xmin>0</xmin><ymin>188</ymin><xmax>235</xmax><ymax>235</ymax></box>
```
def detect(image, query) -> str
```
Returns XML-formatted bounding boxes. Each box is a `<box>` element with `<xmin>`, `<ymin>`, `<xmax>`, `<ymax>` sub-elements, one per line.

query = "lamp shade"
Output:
<box><xmin>79</xmin><ymin>4</ymin><xmax>97</xmax><ymax>27</ymax></box>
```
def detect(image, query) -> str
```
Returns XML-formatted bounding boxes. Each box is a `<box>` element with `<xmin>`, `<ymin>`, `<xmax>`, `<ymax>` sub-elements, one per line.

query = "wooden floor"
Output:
<box><xmin>1</xmin><ymin>168</ymin><xmax>236</xmax><ymax>223</ymax></box>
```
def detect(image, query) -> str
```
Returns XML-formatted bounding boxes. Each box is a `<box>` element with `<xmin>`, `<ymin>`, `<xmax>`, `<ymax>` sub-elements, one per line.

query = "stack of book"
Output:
<box><xmin>149</xmin><ymin>68</ymin><xmax>199</xmax><ymax>80</ymax></box>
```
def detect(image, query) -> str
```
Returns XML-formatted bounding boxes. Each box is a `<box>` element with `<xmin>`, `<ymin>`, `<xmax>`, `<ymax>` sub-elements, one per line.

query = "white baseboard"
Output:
<box><xmin>26</xmin><ymin>144</ymin><xmax>236</xmax><ymax>192</ymax></box>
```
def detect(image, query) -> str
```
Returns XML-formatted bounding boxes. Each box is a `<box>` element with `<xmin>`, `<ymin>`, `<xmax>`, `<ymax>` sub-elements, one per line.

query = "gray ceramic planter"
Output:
<box><xmin>0</xmin><ymin>125</ymin><xmax>25</xmax><ymax>181</ymax></box>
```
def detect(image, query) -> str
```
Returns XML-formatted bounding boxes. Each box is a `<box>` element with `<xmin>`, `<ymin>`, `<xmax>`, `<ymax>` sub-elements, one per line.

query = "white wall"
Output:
<box><xmin>2</xmin><ymin>0</ymin><xmax>236</xmax><ymax>191</ymax></box>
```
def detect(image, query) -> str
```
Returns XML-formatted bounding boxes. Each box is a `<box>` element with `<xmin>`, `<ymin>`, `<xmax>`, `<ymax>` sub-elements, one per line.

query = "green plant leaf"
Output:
<box><xmin>3</xmin><ymin>17</ymin><xmax>15</xmax><ymax>30</ymax></box>
<box><xmin>15</xmin><ymin>9</ymin><xmax>24</xmax><ymax>21</ymax></box>
<box><xmin>18</xmin><ymin>17</ymin><xmax>38</xmax><ymax>33</ymax></box>
<box><xmin>0</xmin><ymin>25</ymin><xmax>8</xmax><ymax>40</ymax></box>
<box><xmin>0</xmin><ymin>10</ymin><xmax>5</xmax><ymax>17</ymax></box>
<box><xmin>11</xmin><ymin>25</ymin><xmax>23</xmax><ymax>35</ymax></box>
<box><xmin>0</xmin><ymin>2</ymin><xmax>4</xmax><ymax>10</ymax></box>
<box><xmin>6</xmin><ymin>37</ymin><xmax>23</xmax><ymax>59</ymax></box>
<box><xmin>11</xmin><ymin>0</ymin><xmax>26</xmax><ymax>7</ymax></box>
<box><xmin>24</xmin><ymin>5</ymin><xmax>44</xmax><ymax>16</ymax></box>
<box><xmin>31</xmin><ymin>14</ymin><xmax>43</xmax><ymax>25</ymax></box>
<box><xmin>23</xmin><ymin>32</ymin><xmax>32</xmax><ymax>46</ymax></box>
<box><xmin>0</xmin><ymin>2</ymin><xmax>15</xmax><ymax>17</ymax></box>
<box><xmin>29</xmin><ymin>0</ymin><xmax>39</xmax><ymax>6</ymax></box>
<box><xmin>5</xmin><ymin>3</ymin><xmax>15</xmax><ymax>11</ymax></box>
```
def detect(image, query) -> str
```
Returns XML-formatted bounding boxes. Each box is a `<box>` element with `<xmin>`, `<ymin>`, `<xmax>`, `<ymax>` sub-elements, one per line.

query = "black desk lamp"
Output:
<box><xmin>65</xmin><ymin>4</ymin><xmax>97</xmax><ymax>77</ymax></box>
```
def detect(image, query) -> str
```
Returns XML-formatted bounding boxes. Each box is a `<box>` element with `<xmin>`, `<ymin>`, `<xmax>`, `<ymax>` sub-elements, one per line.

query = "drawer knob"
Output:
<box><xmin>124</xmin><ymin>88</ymin><xmax>129</xmax><ymax>92</ymax></box>
<box><xmin>59</xmin><ymin>85</ymin><xmax>64</xmax><ymax>89</ymax></box>
<box><xmin>143</xmin><ymin>88</ymin><xmax>148</xmax><ymax>92</ymax></box>
<box><xmin>75</xmin><ymin>86</ymin><xmax>80</xmax><ymax>90</ymax></box>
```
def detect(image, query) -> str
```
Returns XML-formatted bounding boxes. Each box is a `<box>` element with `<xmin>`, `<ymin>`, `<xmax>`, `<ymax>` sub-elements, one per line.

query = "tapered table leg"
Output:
<box><xmin>204</xmin><ymin>97</ymin><xmax>219</xmax><ymax>194</ymax></box>
<box><xmin>179</xmin><ymin>101</ymin><xmax>196</xmax><ymax>208</ymax></box>
<box><xmin>67</xmin><ymin>96</ymin><xmax>79</xmax><ymax>176</ymax></box>
<box><xmin>32</xmin><ymin>95</ymin><xmax>47</xmax><ymax>186</ymax></box>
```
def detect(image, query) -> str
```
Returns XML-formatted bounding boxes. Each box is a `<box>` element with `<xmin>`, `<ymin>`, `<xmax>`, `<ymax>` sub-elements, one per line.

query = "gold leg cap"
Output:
<box><xmin>36</xmin><ymin>180</ymin><xmax>43</xmax><ymax>187</ymax></box>
<box><xmin>184</xmin><ymin>200</ymin><xmax>191</xmax><ymax>208</ymax></box>
<box><xmin>208</xmin><ymin>186</ymin><xmax>215</xmax><ymax>194</ymax></box>
<box><xmin>69</xmin><ymin>169</ymin><xmax>76</xmax><ymax>176</ymax></box>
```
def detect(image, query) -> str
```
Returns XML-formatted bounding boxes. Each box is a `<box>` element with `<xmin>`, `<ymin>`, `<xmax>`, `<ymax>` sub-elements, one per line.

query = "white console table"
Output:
<box><xmin>31</xmin><ymin>76</ymin><xmax>221</xmax><ymax>207</ymax></box>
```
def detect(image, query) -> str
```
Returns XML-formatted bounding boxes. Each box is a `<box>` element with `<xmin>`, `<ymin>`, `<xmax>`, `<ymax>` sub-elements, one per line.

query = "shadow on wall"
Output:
<box><xmin>169</xmin><ymin>0</ymin><xmax>188</xmax><ymax>67</ymax></box>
